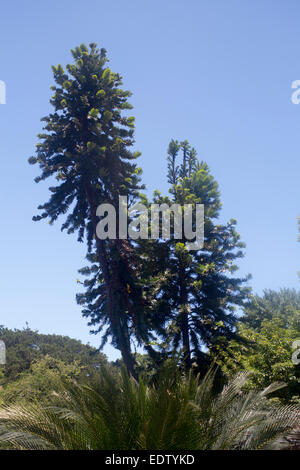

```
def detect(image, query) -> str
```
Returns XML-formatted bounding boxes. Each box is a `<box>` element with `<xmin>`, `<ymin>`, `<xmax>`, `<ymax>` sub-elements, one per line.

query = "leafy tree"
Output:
<box><xmin>0</xmin><ymin>327</ymin><xmax>115</xmax><ymax>410</ymax></box>
<box><xmin>0</xmin><ymin>326</ymin><xmax>106</xmax><ymax>383</ymax></box>
<box><xmin>29</xmin><ymin>43</ymin><xmax>145</xmax><ymax>376</ymax></box>
<box><xmin>216</xmin><ymin>290</ymin><xmax>300</xmax><ymax>402</ymax></box>
<box><xmin>241</xmin><ymin>288</ymin><xmax>300</xmax><ymax>331</ymax></box>
<box><xmin>0</xmin><ymin>356</ymin><xmax>83</xmax><ymax>406</ymax></box>
<box><xmin>138</xmin><ymin>141</ymin><xmax>250</xmax><ymax>370</ymax></box>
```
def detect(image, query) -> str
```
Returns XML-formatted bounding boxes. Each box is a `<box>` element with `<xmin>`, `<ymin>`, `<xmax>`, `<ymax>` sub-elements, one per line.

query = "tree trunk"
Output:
<box><xmin>179</xmin><ymin>265</ymin><xmax>191</xmax><ymax>371</ymax></box>
<box><xmin>84</xmin><ymin>184</ymin><xmax>137</xmax><ymax>378</ymax></box>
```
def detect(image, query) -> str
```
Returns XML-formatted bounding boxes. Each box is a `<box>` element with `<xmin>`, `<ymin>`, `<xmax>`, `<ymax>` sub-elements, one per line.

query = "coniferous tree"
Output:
<box><xmin>167</xmin><ymin>139</ymin><xmax>180</xmax><ymax>185</ymax></box>
<box><xmin>29</xmin><ymin>43</ymin><xmax>144</xmax><ymax>376</ymax></box>
<box><xmin>139</xmin><ymin>141</ymin><xmax>250</xmax><ymax>370</ymax></box>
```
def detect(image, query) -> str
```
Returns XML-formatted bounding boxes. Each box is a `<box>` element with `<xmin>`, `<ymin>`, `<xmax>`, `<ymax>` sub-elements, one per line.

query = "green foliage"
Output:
<box><xmin>30</xmin><ymin>42</ymin><xmax>142</xmax><ymax>236</ymax></box>
<box><xmin>0</xmin><ymin>326</ymin><xmax>106</xmax><ymax>384</ymax></box>
<box><xmin>216</xmin><ymin>290</ymin><xmax>300</xmax><ymax>403</ymax></box>
<box><xmin>29</xmin><ymin>43</ymin><xmax>148</xmax><ymax>376</ymax></box>
<box><xmin>0</xmin><ymin>363</ymin><xmax>298</xmax><ymax>450</ymax></box>
<box><xmin>29</xmin><ymin>44</ymin><xmax>251</xmax><ymax>377</ymax></box>
<box><xmin>0</xmin><ymin>356</ymin><xmax>82</xmax><ymax>406</ymax></box>
<box><xmin>138</xmin><ymin>141</ymin><xmax>250</xmax><ymax>369</ymax></box>
<box><xmin>242</xmin><ymin>288</ymin><xmax>300</xmax><ymax>332</ymax></box>
<box><xmin>13</xmin><ymin>42</ymin><xmax>300</xmax><ymax>451</ymax></box>
<box><xmin>0</xmin><ymin>327</ymin><xmax>107</xmax><ymax>408</ymax></box>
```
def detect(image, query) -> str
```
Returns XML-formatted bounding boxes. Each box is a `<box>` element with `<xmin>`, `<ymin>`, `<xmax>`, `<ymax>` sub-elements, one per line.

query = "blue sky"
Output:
<box><xmin>0</xmin><ymin>0</ymin><xmax>299</xmax><ymax>360</ymax></box>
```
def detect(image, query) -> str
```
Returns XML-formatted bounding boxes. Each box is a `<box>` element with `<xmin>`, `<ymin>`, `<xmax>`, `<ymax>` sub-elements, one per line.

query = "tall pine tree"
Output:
<box><xmin>29</xmin><ymin>43</ymin><xmax>144</xmax><ymax>376</ymax></box>
<box><xmin>139</xmin><ymin>141</ymin><xmax>250</xmax><ymax>370</ymax></box>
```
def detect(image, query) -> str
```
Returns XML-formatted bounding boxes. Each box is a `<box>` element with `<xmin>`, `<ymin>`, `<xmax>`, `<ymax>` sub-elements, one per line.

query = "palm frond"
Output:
<box><xmin>0</xmin><ymin>364</ymin><xmax>299</xmax><ymax>450</ymax></box>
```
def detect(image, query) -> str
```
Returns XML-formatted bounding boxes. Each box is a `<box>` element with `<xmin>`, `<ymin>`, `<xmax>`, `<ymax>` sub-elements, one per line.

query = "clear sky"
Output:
<box><xmin>0</xmin><ymin>0</ymin><xmax>299</xmax><ymax>360</ymax></box>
